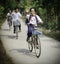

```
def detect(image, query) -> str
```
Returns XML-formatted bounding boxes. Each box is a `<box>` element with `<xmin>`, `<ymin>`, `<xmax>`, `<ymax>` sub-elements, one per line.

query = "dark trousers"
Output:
<box><xmin>13</xmin><ymin>25</ymin><xmax>21</xmax><ymax>33</ymax></box>
<box><xmin>27</xmin><ymin>24</ymin><xmax>34</xmax><ymax>38</ymax></box>
<box><xmin>14</xmin><ymin>26</ymin><xmax>16</xmax><ymax>33</ymax></box>
<box><xmin>19</xmin><ymin>25</ymin><xmax>21</xmax><ymax>30</ymax></box>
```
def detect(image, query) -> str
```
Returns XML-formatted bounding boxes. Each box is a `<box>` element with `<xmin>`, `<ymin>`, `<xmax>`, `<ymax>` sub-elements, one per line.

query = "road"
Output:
<box><xmin>0</xmin><ymin>20</ymin><xmax>60</xmax><ymax>64</ymax></box>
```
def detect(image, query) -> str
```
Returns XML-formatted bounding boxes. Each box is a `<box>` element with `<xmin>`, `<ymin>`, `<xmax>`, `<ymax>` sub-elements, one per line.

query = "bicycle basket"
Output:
<box><xmin>32</xmin><ymin>30</ymin><xmax>42</xmax><ymax>35</ymax></box>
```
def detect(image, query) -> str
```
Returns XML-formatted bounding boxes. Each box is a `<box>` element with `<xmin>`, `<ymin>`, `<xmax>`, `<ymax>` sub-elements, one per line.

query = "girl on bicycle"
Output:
<box><xmin>26</xmin><ymin>7</ymin><xmax>43</xmax><ymax>41</ymax></box>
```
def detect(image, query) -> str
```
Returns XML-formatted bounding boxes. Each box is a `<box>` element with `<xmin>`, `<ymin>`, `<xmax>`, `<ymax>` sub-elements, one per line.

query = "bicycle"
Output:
<box><xmin>28</xmin><ymin>27</ymin><xmax>42</xmax><ymax>58</ymax></box>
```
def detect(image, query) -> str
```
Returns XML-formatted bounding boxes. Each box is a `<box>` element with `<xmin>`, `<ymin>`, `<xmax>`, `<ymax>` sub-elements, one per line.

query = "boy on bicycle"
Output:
<box><xmin>12</xmin><ymin>8</ymin><xmax>22</xmax><ymax>33</ymax></box>
<box><xmin>26</xmin><ymin>7</ymin><xmax>43</xmax><ymax>41</ymax></box>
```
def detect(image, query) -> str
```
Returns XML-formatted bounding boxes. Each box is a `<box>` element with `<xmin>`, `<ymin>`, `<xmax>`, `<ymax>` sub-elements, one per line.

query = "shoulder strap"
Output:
<box><xmin>35</xmin><ymin>15</ymin><xmax>38</xmax><ymax>23</ymax></box>
<box><xmin>29</xmin><ymin>15</ymin><xmax>32</xmax><ymax>21</ymax></box>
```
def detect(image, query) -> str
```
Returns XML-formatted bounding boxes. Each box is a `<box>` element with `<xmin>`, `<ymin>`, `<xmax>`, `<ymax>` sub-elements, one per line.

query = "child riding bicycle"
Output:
<box><xmin>12</xmin><ymin>8</ymin><xmax>22</xmax><ymax>33</ymax></box>
<box><xmin>26</xmin><ymin>7</ymin><xmax>43</xmax><ymax>41</ymax></box>
<box><xmin>7</xmin><ymin>10</ymin><xmax>12</xmax><ymax>30</ymax></box>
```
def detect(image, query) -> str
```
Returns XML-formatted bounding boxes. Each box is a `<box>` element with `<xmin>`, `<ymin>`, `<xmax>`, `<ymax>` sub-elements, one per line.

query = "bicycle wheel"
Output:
<box><xmin>16</xmin><ymin>26</ymin><xmax>18</xmax><ymax>39</ymax></box>
<box><xmin>28</xmin><ymin>37</ymin><xmax>33</xmax><ymax>52</ymax></box>
<box><xmin>34</xmin><ymin>35</ymin><xmax>41</xmax><ymax>58</ymax></box>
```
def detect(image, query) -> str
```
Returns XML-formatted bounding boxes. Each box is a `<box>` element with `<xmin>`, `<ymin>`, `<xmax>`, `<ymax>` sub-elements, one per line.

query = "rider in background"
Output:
<box><xmin>12</xmin><ymin>8</ymin><xmax>22</xmax><ymax>33</ymax></box>
<box><xmin>16</xmin><ymin>8</ymin><xmax>22</xmax><ymax>32</ymax></box>
<box><xmin>7</xmin><ymin>10</ymin><xmax>12</xmax><ymax>30</ymax></box>
<box><xmin>26</xmin><ymin>7</ymin><xmax>43</xmax><ymax>41</ymax></box>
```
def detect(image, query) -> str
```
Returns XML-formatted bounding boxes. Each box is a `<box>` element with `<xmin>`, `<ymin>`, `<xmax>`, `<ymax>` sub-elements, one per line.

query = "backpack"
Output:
<box><xmin>25</xmin><ymin>15</ymin><xmax>38</xmax><ymax>24</ymax></box>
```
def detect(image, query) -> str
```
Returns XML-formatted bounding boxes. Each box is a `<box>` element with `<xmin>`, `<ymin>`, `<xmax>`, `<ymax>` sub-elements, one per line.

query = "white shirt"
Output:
<box><xmin>7</xmin><ymin>13</ymin><xmax>12</xmax><ymax>21</ymax></box>
<box><xmin>7</xmin><ymin>13</ymin><xmax>12</xmax><ymax>17</ymax></box>
<box><xmin>26</xmin><ymin>14</ymin><xmax>43</xmax><ymax>26</ymax></box>
<box><xmin>15</xmin><ymin>12</ymin><xmax>22</xmax><ymax>21</ymax></box>
<box><xmin>12</xmin><ymin>12</ymin><xmax>22</xmax><ymax>26</ymax></box>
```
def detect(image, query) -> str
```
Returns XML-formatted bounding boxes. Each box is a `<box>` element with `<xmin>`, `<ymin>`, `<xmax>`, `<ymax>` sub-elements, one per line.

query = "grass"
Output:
<box><xmin>42</xmin><ymin>28</ymin><xmax>60</xmax><ymax>41</ymax></box>
<box><xmin>0</xmin><ymin>18</ymin><xmax>14</xmax><ymax>64</ymax></box>
<box><xmin>48</xmin><ymin>31</ymin><xmax>60</xmax><ymax>41</ymax></box>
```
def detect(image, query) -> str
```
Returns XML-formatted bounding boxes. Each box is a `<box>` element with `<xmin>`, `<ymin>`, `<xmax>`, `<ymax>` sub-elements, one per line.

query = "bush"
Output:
<box><xmin>50</xmin><ymin>31</ymin><xmax>60</xmax><ymax>41</ymax></box>
<box><xmin>0</xmin><ymin>18</ymin><xmax>5</xmax><ymax>29</ymax></box>
<box><xmin>42</xmin><ymin>28</ymin><xmax>60</xmax><ymax>41</ymax></box>
<box><xmin>0</xmin><ymin>6</ymin><xmax>4</xmax><ymax>18</ymax></box>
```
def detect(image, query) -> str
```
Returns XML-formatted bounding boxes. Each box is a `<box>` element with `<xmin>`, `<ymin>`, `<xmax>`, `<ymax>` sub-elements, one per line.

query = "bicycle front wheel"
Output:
<box><xmin>28</xmin><ymin>37</ymin><xmax>33</xmax><ymax>52</ymax></box>
<box><xmin>34</xmin><ymin>35</ymin><xmax>41</xmax><ymax>58</ymax></box>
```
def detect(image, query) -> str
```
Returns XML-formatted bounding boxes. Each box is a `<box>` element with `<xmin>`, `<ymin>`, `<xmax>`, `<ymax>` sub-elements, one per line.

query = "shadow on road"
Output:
<box><xmin>0</xmin><ymin>34</ymin><xmax>16</xmax><ymax>39</ymax></box>
<box><xmin>1</xmin><ymin>29</ymin><xmax>10</xmax><ymax>31</ymax></box>
<box><xmin>9</xmin><ymin>49</ymin><xmax>36</xmax><ymax>58</ymax></box>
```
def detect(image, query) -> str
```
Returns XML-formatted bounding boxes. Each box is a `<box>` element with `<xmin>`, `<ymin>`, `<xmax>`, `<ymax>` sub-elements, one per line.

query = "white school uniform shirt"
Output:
<box><xmin>26</xmin><ymin>14</ymin><xmax>43</xmax><ymax>26</ymax></box>
<box><xmin>7</xmin><ymin>13</ymin><xmax>12</xmax><ymax>22</ymax></box>
<box><xmin>15</xmin><ymin>12</ymin><xmax>22</xmax><ymax>21</ymax></box>
<box><xmin>7</xmin><ymin>13</ymin><xmax>12</xmax><ymax>17</ymax></box>
<box><xmin>7</xmin><ymin>13</ymin><xmax>10</xmax><ymax>16</ymax></box>
<box><xmin>13</xmin><ymin>12</ymin><xmax>22</xmax><ymax>26</ymax></box>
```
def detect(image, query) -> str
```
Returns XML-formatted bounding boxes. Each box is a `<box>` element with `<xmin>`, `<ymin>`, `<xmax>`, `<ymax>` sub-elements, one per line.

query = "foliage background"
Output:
<box><xmin>0</xmin><ymin>0</ymin><xmax>60</xmax><ymax>40</ymax></box>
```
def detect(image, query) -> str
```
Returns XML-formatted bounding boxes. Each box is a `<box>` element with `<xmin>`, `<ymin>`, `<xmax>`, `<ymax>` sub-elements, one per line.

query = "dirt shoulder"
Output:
<box><xmin>0</xmin><ymin>18</ymin><xmax>14</xmax><ymax>64</ymax></box>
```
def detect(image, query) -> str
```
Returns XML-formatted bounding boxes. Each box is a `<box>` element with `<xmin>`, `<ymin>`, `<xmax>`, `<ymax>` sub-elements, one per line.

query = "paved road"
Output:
<box><xmin>0</xmin><ymin>20</ymin><xmax>60</xmax><ymax>64</ymax></box>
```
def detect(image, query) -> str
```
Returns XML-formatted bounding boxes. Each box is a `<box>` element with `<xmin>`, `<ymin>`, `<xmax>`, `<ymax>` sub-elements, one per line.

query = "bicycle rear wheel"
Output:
<box><xmin>16</xmin><ymin>26</ymin><xmax>18</xmax><ymax>39</ymax></box>
<box><xmin>34</xmin><ymin>35</ymin><xmax>41</xmax><ymax>58</ymax></box>
<box><xmin>28</xmin><ymin>37</ymin><xmax>33</xmax><ymax>52</ymax></box>
<box><xmin>8</xmin><ymin>21</ymin><xmax>11</xmax><ymax>30</ymax></box>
